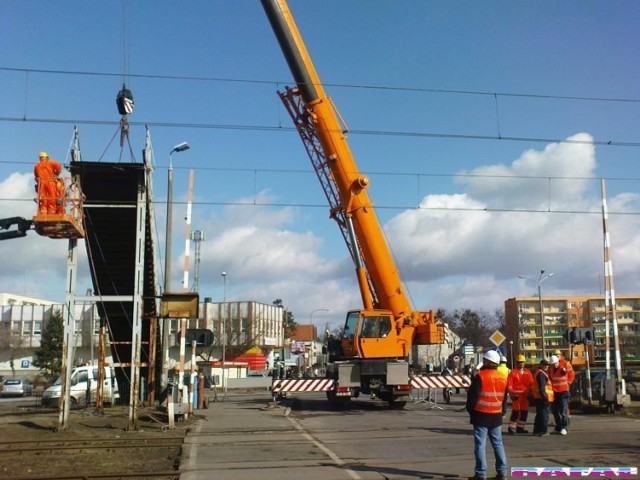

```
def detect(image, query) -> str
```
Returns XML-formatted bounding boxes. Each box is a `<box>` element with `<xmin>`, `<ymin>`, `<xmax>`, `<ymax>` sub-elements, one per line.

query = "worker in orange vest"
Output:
<box><xmin>34</xmin><ymin>151</ymin><xmax>62</xmax><ymax>214</ymax></box>
<box><xmin>465</xmin><ymin>350</ymin><xmax>508</xmax><ymax>480</ymax></box>
<box><xmin>531</xmin><ymin>358</ymin><xmax>554</xmax><ymax>436</ymax></box>
<box><xmin>506</xmin><ymin>354</ymin><xmax>534</xmax><ymax>434</ymax></box>
<box><xmin>549</xmin><ymin>351</ymin><xmax>575</xmax><ymax>435</ymax></box>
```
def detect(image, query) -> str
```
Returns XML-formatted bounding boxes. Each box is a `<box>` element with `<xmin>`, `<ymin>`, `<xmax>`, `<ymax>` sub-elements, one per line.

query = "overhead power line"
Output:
<box><xmin>2</xmin><ymin>196</ymin><xmax>638</xmax><ymax>217</ymax></box>
<box><xmin>2</xmin><ymin>66</ymin><xmax>639</xmax><ymax>104</ymax></box>
<box><xmin>1</xmin><ymin>156</ymin><xmax>639</xmax><ymax>184</ymax></box>
<box><xmin>1</xmin><ymin>115</ymin><xmax>639</xmax><ymax>149</ymax></box>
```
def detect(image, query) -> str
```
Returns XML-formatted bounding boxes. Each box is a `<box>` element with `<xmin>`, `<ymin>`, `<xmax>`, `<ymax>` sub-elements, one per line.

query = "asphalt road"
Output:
<box><xmin>180</xmin><ymin>391</ymin><xmax>640</xmax><ymax>480</ymax></box>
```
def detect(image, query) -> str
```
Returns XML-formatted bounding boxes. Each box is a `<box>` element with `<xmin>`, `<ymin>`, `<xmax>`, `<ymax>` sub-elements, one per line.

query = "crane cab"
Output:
<box><xmin>32</xmin><ymin>177</ymin><xmax>85</xmax><ymax>239</ymax></box>
<box><xmin>340</xmin><ymin>310</ymin><xmax>404</xmax><ymax>359</ymax></box>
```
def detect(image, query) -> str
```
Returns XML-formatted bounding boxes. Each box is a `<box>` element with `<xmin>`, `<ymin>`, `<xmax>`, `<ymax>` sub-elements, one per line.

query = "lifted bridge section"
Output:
<box><xmin>70</xmin><ymin>161</ymin><xmax>158</xmax><ymax>404</ymax></box>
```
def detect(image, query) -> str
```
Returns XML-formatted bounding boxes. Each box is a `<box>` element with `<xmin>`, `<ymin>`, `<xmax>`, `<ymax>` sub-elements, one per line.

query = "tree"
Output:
<box><xmin>443</xmin><ymin>308</ymin><xmax>495</xmax><ymax>347</ymax></box>
<box><xmin>32</xmin><ymin>309</ymin><xmax>64</xmax><ymax>380</ymax></box>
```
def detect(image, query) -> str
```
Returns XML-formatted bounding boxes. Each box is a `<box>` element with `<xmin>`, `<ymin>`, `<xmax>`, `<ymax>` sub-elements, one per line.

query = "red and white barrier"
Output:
<box><xmin>272</xmin><ymin>378</ymin><xmax>335</xmax><ymax>393</ymax></box>
<box><xmin>410</xmin><ymin>375</ymin><xmax>471</xmax><ymax>389</ymax></box>
<box><xmin>271</xmin><ymin>374</ymin><xmax>471</xmax><ymax>394</ymax></box>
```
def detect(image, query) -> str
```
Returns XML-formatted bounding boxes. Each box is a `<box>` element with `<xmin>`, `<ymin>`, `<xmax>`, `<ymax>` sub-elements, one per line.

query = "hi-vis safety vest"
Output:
<box><xmin>532</xmin><ymin>369</ymin><xmax>554</xmax><ymax>402</ymax></box>
<box><xmin>508</xmin><ymin>367</ymin><xmax>534</xmax><ymax>397</ymax></box>
<box><xmin>549</xmin><ymin>360</ymin><xmax>574</xmax><ymax>393</ymax></box>
<box><xmin>474</xmin><ymin>369</ymin><xmax>507</xmax><ymax>414</ymax></box>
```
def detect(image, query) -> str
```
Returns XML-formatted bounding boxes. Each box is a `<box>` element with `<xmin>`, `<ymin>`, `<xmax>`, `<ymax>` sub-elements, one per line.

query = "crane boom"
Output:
<box><xmin>262</xmin><ymin>0</ymin><xmax>443</xmax><ymax>406</ymax></box>
<box><xmin>263</xmin><ymin>0</ymin><xmax>412</xmax><ymax>319</ymax></box>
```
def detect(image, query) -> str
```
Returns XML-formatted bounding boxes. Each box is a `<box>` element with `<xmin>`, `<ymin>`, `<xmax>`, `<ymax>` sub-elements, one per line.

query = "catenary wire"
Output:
<box><xmin>1</xmin><ymin>66</ymin><xmax>639</xmax><ymax>103</ymax></box>
<box><xmin>1</xmin><ymin>115</ymin><xmax>638</xmax><ymax>149</ymax></box>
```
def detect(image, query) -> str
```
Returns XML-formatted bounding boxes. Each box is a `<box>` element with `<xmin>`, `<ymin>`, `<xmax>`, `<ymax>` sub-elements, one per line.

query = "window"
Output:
<box><xmin>360</xmin><ymin>316</ymin><xmax>392</xmax><ymax>338</ymax></box>
<box><xmin>343</xmin><ymin>312</ymin><xmax>359</xmax><ymax>339</ymax></box>
<box><xmin>34</xmin><ymin>321</ymin><xmax>42</xmax><ymax>335</ymax></box>
<box><xmin>22</xmin><ymin>321</ymin><xmax>31</xmax><ymax>335</ymax></box>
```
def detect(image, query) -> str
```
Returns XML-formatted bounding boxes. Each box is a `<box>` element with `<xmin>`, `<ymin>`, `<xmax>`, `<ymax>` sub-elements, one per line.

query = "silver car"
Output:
<box><xmin>1</xmin><ymin>378</ymin><xmax>34</xmax><ymax>397</ymax></box>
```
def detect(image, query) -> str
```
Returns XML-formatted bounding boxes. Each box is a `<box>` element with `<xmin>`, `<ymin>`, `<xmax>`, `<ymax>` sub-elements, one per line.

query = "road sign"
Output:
<box><xmin>489</xmin><ymin>330</ymin><xmax>506</xmax><ymax>347</ymax></box>
<box><xmin>463</xmin><ymin>344</ymin><xmax>474</xmax><ymax>356</ymax></box>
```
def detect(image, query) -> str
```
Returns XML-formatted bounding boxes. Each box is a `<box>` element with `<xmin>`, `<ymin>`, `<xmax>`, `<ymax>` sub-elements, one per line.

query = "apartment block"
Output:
<box><xmin>505</xmin><ymin>295</ymin><xmax>640</xmax><ymax>370</ymax></box>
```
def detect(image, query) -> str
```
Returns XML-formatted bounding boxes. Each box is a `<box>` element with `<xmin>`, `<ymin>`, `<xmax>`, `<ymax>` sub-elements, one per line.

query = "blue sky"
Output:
<box><xmin>1</xmin><ymin>1</ymin><xmax>639</xmax><ymax>330</ymax></box>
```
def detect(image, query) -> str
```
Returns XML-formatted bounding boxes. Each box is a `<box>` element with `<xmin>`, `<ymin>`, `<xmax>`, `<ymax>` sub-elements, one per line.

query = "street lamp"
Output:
<box><xmin>221</xmin><ymin>271</ymin><xmax>227</xmax><ymax>398</ymax></box>
<box><xmin>310</xmin><ymin>308</ymin><xmax>330</xmax><ymax>325</ymax></box>
<box><xmin>161</xmin><ymin>141</ymin><xmax>190</xmax><ymax>391</ymax></box>
<box><xmin>537</xmin><ymin>269</ymin><xmax>554</xmax><ymax>359</ymax></box>
<box><xmin>509</xmin><ymin>340</ymin><xmax>514</xmax><ymax>368</ymax></box>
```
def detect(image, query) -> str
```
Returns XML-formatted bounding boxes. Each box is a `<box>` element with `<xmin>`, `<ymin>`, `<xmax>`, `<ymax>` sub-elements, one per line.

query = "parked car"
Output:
<box><xmin>41</xmin><ymin>365</ymin><xmax>119</xmax><ymax>408</ymax></box>
<box><xmin>1</xmin><ymin>378</ymin><xmax>34</xmax><ymax>397</ymax></box>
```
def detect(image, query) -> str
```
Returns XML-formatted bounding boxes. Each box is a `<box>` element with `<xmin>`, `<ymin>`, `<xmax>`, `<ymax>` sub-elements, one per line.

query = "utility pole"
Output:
<box><xmin>161</xmin><ymin>142</ymin><xmax>190</xmax><ymax>392</ymax></box>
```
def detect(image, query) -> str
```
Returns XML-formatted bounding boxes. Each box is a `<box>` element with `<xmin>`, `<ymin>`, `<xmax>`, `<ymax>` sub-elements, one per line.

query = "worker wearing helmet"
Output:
<box><xmin>531</xmin><ymin>358</ymin><xmax>554</xmax><ymax>436</ymax></box>
<box><xmin>465</xmin><ymin>350</ymin><xmax>508</xmax><ymax>480</ymax></box>
<box><xmin>34</xmin><ymin>151</ymin><xmax>62</xmax><ymax>214</ymax></box>
<box><xmin>497</xmin><ymin>355</ymin><xmax>510</xmax><ymax>379</ymax></box>
<box><xmin>549</xmin><ymin>352</ymin><xmax>574</xmax><ymax>435</ymax></box>
<box><xmin>506</xmin><ymin>354</ymin><xmax>534</xmax><ymax>434</ymax></box>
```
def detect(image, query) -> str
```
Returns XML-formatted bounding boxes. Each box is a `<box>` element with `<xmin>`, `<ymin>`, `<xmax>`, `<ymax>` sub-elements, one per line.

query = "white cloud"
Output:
<box><xmin>2</xmin><ymin>134</ymin><xmax>638</xmax><ymax>322</ymax></box>
<box><xmin>387</xmin><ymin>133</ymin><xmax>640</xmax><ymax>311</ymax></box>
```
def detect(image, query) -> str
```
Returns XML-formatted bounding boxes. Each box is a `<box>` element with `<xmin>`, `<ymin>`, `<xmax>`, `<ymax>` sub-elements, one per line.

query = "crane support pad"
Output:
<box><xmin>272</xmin><ymin>378</ymin><xmax>335</xmax><ymax>393</ymax></box>
<box><xmin>410</xmin><ymin>375</ymin><xmax>471</xmax><ymax>389</ymax></box>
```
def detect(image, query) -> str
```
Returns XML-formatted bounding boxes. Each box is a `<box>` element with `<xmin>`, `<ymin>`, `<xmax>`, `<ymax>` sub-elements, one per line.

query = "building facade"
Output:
<box><xmin>505</xmin><ymin>295</ymin><xmax>640</xmax><ymax>370</ymax></box>
<box><xmin>411</xmin><ymin>322</ymin><xmax>463</xmax><ymax>373</ymax></box>
<box><xmin>0</xmin><ymin>300</ymin><xmax>103</xmax><ymax>379</ymax></box>
<box><xmin>165</xmin><ymin>301</ymin><xmax>284</xmax><ymax>369</ymax></box>
<box><xmin>1</xmin><ymin>296</ymin><xmax>285</xmax><ymax>379</ymax></box>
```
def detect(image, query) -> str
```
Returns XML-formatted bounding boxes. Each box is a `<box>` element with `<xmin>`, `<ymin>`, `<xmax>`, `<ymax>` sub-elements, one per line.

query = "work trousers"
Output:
<box><xmin>533</xmin><ymin>399</ymin><xmax>550</xmax><ymax>435</ymax></box>
<box><xmin>551</xmin><ymin>391</ymin><xmax>570</xmax><ymax>432</ymax></box>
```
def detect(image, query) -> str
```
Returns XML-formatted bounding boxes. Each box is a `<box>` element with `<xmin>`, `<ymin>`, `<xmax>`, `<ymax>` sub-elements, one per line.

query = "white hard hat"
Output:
<box><xmin>500</xmin><ymin>355</ymin><xmax>507</xmax><ymax>363</ymax></box>
<box><xmin>483</xmin><ymin>350</ymin><xmax>501</xmax><ymax>365</ymax></box>
<box><xmin>550</xmin><ymin>355</ymin><xmax>560</xmax><ymax>365</ymax></box>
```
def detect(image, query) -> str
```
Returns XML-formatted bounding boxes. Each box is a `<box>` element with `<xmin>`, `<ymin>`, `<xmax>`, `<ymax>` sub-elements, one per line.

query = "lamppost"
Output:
<box><xmin>161</xmin><ymin>141</ymin><xmax>190</xmax><ymax>391</ymax></box>
<box><xmin>509</xmin><ymin>340</ymin><xmax>514</xmax><ymax>368</ymax></box>
<box><xmin>310</xmin><ymin>308</ymin><xmax>330</xmax><ymax>325</ymax></box>
<box><xmin>537</xmin><ymin>269</ymin><xmax>554</xmax><ymax>359</ymax></box>
<box><xmin>221</xmin><ymin>271</ymin><xmax>227</xmax><ymax>398</ymax></box>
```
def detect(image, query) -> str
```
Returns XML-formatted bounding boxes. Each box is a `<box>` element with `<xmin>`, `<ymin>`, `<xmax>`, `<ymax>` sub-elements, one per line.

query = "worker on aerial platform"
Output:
<box><xmin>34</xmin><ymin>151</ymin><xmax>62</xmax><ymax>214</ymax></box>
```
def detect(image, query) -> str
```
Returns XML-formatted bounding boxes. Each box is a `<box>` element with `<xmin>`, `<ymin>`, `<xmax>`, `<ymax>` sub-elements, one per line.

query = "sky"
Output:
<box><xmin>1</xmin><ymin>1</ymin><xmax>639</xmax><ymax>331</ymax></box>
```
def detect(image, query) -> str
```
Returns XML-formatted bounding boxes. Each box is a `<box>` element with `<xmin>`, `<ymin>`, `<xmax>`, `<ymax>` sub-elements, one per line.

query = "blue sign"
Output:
<box><xmin>21</xmin><ymin>360</ymin><xmax>30</xmax><ymax>368</ymax></box>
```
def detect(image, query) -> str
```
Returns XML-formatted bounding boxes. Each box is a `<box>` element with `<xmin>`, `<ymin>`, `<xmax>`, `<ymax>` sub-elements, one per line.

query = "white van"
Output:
<box><xmin>42</xmin><ymin>365</ymin><xmax>120</xmax><ymax>408</ymax></box>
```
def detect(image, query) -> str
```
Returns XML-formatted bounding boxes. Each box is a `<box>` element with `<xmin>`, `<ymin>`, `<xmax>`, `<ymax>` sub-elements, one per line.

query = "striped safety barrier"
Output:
<box><xmin>410</xmin><ymin>375</ymin><xmax>471</xmax><ymax>389</ymax></box>
<box><xmin>271</xmin><ymin>378</ymin><xmax>335</xmax><ymax>393</ymax></box>
<box><xmin>271</xmin><ymin>375</ymin><xmax>471</xmax><ymax>393</ymax></box>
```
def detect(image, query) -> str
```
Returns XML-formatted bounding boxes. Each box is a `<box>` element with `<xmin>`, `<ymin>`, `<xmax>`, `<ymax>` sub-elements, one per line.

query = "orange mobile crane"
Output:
<box><xmin>262</xmin><ymin>0</ymin><xmax>444</xmax><ymax>407</ymax></box>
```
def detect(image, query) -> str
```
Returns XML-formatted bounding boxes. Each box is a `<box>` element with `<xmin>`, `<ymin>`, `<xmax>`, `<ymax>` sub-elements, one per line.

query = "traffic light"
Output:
<box><xmin>563</xmin><ymin>327</ymin><xmax>595</xmax><ymax>345</ymax></box>
<box><xmin>582</xmin><ymin>327</ymin><xmax>595</xmax><ymax>344</ymax></box>
<box><xmin>563</xmin><ymin>328</ymin><xmax>576</xmax><ymax>344</ymax></box>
